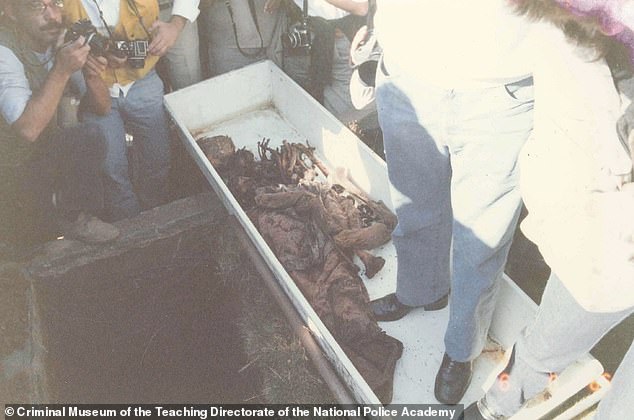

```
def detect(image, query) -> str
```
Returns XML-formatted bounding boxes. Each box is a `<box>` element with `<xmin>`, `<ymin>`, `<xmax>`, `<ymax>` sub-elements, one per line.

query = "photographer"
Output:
<box><xmin>283</xmin><ymin>0</ymin><xmax>371</xmax><ymax>124</ymax></box>
<box><xmin>0</xmin><ymin>0</ymin><xmax>119</xmax><ymax>244</ymax></box>
<box><xmin>62</xmin><ymin>0</ymin><xmax>173</xmax><ymax>221</ymax></box>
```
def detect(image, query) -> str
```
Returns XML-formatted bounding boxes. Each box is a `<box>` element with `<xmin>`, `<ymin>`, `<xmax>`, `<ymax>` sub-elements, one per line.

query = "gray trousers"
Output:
<box><xmin>159</xmin><ymin>8</ymin><xmax>203</xmax><ymax>90</ymax></box>
<box><xmin>483</xmin><ymin>273</ymin><xmax>634</xmax><ymax>418</ymax></box>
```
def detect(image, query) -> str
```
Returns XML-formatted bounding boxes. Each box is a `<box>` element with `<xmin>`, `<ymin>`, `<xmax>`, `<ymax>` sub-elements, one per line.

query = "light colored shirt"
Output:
<box><xmin>83</xmin><ymin>0</ymin><xmax>200</xmax><ymax>25</ymax></box>
<box><xmin>80</xmin><ymin>0</ymin><xmax>131</xmax><ymax>96</ymax></box>
<box><xmin>0</xmin><ymin>46</ymin><xmax>42</xmax><ymax>124</ymax></box>
<box><xmin>80</xmin><ymin>0</ymin><xmax>200</xmax><ymax>97</ymax></box>
<box><xmin>374</xmin><ymin>0</ymin><xmax>534</xmax><ymax>88</ymax></box>
<box><xmin>292</xmin><ymin>0</ymin><xmax>364</xmax><ymax>19</ymax></box>
<box><xmin>0</xmin><ymin>46</ymin><xmax>84</xmax><ymax>124</ymax></box>
<box><xmin>159</xmin><ymin>0</ymin><xmax>201</xmax><ymax>22</ymax></box>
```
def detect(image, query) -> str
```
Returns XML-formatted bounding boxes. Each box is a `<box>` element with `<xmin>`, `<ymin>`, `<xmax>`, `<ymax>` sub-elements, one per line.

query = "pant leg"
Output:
<box><xmin>282</xmin><ymin>52</ymin><xmax>312</xmax><ymax>91</ymax></box>
<box><xmin>596</xmin><ymin>340</ymin><xmax>634</xmax><ymax>419</ymax></box>
<box><xmin>50</xmin><ymin>122</ymin><xmax>107</xmax><ymax>216</ymax></box>
<box><xmin>13</xmin><ymin>123</ymin><xmax>109</xmax><ymax>240</ymax></box>
<box><xmin>15</xmin><ymin>144</ymin><xmax>59</xmax><ymax>242</ymax></box>
<box><xmin>375</xmin><ymin>68</ymin><xmax>453</xmax><ymax>307</ymax></box>
<box><xmin>158</xmin><ymin>8</ymin><xmax>202</xmax><ymax>90</ymax></box>
<box><xmin>483</xmin><ymin>273</ymin><xmax>634</xmax><ymax>417</ymax></box>
<box><xmin>520</xmin><ymin>276</ymin><xmax>633</xmax><ymax>372</ymax></box>
<box><xmin>444</xmin><ymin>79</ymin><xmax>534</xmax><ymax>362</ymax></box>
<box><xmin>119</xmin><ymin>70</ymin><xmax>171</xmax><ymax>211</ymax></box>
<box><xmin>323</xmin><ymin>35</ymin><xmax>374</xmax><ymax>124</ymax></box>
<box><xmin>80</xmin><ymin>102</ymin><xmax>140</xmax><ymax>221</ymax></box>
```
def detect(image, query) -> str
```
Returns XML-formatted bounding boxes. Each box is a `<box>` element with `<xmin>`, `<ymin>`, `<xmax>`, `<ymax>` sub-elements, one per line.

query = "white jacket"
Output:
<box><xmin>520</xmin><ymin>23</ymin><xmax>634</xmax><ymax>313</ymax></box>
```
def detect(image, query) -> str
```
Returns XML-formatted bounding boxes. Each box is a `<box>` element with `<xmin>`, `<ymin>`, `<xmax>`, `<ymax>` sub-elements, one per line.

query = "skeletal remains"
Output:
<box><xmin>197</xmin><ymin>135</ymin><xmax>397</xmax><ymax>279</ymax></box>
<box><xmin>198</xmin><ymin>135</ymin><xmax>403</xmax><ymax>403</ymax></box>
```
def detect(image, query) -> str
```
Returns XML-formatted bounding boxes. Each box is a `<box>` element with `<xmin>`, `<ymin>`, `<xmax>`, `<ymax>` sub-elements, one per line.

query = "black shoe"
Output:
<box><xmin>434</xmin><ymin>353</ymin><xmax>473</xmax><ymax>404</ymax></box>
<box><xmin>371</xmin><ymin>293</ymin><xmax>448</xmax><ymax>322</ymax></box>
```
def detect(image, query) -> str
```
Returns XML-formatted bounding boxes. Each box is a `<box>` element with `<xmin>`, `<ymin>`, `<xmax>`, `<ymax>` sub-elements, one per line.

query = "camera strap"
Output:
<box><xmin>125</xmin><ymin>0</ymin><xmax>153</xmax><ymax>39</ymax></box>
<box><xmin>88</xmin><ymin>0</ymin><xmax>151</xmax><ymax>40</ymax></box>
<box><xmin>225</xmin><ymin>0</ymin><xmax>265</xmax><ymax>58</ymax></box>
<box><xmin>367</xmin><ymin>0</ymin><xmax>376</xmax><ymax>31</ymax></box>
<box><xmin>90</xmin><ymin>0</ymin><xmax>117</xmax><ymax>40</ymax></box>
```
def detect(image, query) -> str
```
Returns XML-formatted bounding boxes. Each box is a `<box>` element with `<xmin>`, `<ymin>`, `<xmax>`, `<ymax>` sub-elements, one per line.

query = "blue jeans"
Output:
<box><xmin>82</xmin><ymin>70</ymin><xmax>170</xmax><ymax>221</ymax></box>
<box><xmin>375</xmin><ymin>63</ymin><xmax>534</xmax><ymax>362</ymax></box>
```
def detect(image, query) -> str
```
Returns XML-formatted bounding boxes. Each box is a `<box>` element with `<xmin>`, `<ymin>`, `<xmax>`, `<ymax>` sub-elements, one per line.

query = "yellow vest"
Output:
<box><xmin>63</xmin><ymin>0</ymin><xmax>160</xmax><ymax>87</ymax></box>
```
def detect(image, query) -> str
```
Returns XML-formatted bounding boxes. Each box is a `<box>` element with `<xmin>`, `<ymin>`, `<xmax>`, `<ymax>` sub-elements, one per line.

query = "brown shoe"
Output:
<box><xmin>61</xmin><ymin>213</ymin><xmax>119</xmax><ymax>244</ymax></box>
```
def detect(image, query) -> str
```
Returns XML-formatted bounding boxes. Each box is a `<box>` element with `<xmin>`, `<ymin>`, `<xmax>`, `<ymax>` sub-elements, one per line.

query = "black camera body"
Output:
<box><xmin>65</xmin><ymin>19</ymin><xmax>148</xmax><ymax>69</ymax></box>
<box><xmin>112</xmin><ymin>40</ymin><xmax>149</xmax><ymax>69</ymax></box>
<box><xmin>64</xmin><ymin>19</ymin><xmax>111</xmax><ymax>57</ymax></box>
<box><xmin>281</xmin><ymin>20</ymin><xmax>313</xmax><ymax>55</ymax></box>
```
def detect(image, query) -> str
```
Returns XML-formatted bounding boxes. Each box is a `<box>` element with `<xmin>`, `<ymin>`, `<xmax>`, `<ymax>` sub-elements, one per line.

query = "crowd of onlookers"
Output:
<box><xmin>0</xmin><ymin>0</ymin><xmax>373</xmax><ymax>246</ymax></box>
<box><xmin>1</xmin><ymin>1</ymin><xmax>633</xmax><ymax>419</ymax></box>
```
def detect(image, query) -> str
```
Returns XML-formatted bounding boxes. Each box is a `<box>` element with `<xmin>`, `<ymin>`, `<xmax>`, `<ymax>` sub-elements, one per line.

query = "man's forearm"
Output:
<box><xmin>169</xmin><ymin>14</ymin><xmax>187</xmax><ymax>31</ymax></box>
<box><xmin>84</xmin><ymin>74</ymin><xmax>111</xmax><ymax>115</ymax></box>
<box><xmin>11</xmin><ymin>68</ymin><xmax>70</xmax><ymax>142</ymax></box>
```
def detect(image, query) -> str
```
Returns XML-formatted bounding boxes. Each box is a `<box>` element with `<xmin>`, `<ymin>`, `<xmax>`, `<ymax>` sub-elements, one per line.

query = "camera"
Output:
<box><xmin>281</xmin><ymin>21</ymin><xmax>313</xmax><ymax>55</ymax></box>
<box><xmin>64</xmin><ymin>19</ymin><xmax>112</xmax><ymax>57</ymax></box>
<box><xmin>112</xmin><ymin>40</ymin><xmax>149</xmax><ymax>69</ymax></box>
<box><xmin>65</xmin><ymin>19</ymin><xmax>148</xmax><ymax>69</ymax></box>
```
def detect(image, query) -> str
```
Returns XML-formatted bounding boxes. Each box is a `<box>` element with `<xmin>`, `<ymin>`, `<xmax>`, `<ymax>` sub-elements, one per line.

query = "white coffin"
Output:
<box><xmin>164</xmin><ymin>61</ymin><xmax>606</xmax><ymax>415</ymax></box>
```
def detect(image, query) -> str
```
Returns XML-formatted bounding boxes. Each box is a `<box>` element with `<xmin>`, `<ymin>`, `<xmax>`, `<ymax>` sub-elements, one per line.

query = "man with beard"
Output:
<box><xmin>0</xmin><ymin>0</ymin><xmax>119</xmax><ymax>244</ymax></box>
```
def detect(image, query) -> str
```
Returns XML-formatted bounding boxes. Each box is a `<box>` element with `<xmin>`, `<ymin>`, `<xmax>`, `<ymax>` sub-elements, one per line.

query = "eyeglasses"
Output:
<box><xmin>24</xmin><ymin>0</ymin><xmax>64</xmax><ymax>14</ymax></box>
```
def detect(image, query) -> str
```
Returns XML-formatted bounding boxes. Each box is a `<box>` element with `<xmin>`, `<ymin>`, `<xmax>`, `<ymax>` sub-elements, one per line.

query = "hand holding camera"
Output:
<box><xmin>54</xmin><ymin>36</ymin><xmax>91</xmax><ymax>77</ymax></box>
<box><xmin>64</xmin><ymin>19</ymin><xmax>111</xmax><ymax>57</ymax></box>
<box><xmin>64</xmin><ymin>19</ymin><xmax>149</xmax><ymax>70</ymax></box>
<box><xmin>83</xmin><ymin>55</ymin><xmax>109</xmax><ymax>79</ymax></box>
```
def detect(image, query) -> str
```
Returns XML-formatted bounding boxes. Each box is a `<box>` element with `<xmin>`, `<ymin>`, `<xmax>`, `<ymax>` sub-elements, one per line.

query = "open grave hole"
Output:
<box><xmin>25</xmin><ymin>194</ymin><xmax>262</xmax><ymax>402</ymax></box>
